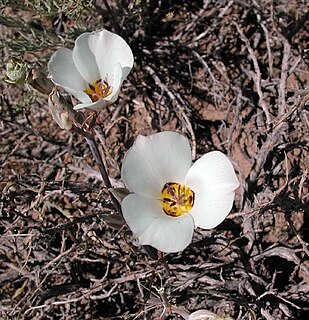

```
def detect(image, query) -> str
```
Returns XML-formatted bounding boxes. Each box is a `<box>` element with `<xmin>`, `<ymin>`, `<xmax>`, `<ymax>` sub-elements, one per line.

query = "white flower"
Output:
<box><xmin>188</xmin><ymin>309</ymin><xmax>234</xmax><ymax>320</ymax></box>
<box><xmin>121</xmin><ymin>131</ymin><xmax>239</xmax><ymax>253</ymax></box>
<box><xmin>48</xmin><ymin>29</ymin><xmax>134</xmax><ymax>110</ymax></box>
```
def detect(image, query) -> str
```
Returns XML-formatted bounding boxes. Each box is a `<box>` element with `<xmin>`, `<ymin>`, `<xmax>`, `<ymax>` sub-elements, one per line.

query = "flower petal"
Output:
<box><xmin>121</xmin><ymin>132</ymin><xmax>192</xmax><ymax>198</ymax></box>
<box><xmin>87</xmin><ymin>29</ymin><xmax>134</xmax><ymax>81</ymax></box>
<box><xmin>185</xmin><ymin>151</ymin><xmax>239</xmax><ymax>229</ymax></box>
<box><xmin>72</xmin><ymin>32</ymin><xmax>100</xmax><ymax>83</ymax></box>
<box><xmin>74</xmin><ymin>97</ymin><xmax>110</xmax><ymax>110</ymax></box>
<box><xmin>122</xmin><ymin>194</ymin><xmax>194</xmax><ymax>253</ymax></box>
<box><xmin>105</xmin><ymin>62</ymin><xmax>123</xmax><ymax>101</ymax></box>
<box><xmin>189</xmin><ymin>190</ymin><xmax>236</xmax><ymax>229</ymax></box>
<box><xmin>186</xmin><ymin>151</ymin><xmax>239</xmax><ymax>192</ymax></box>
<box><xmin>48</xmin><ymin>48</ymin><xmax>86</xmax><ymax>92</ymax></box>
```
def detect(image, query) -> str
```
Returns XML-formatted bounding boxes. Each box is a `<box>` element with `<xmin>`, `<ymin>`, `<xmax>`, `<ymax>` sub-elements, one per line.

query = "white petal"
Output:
<box><xmin>188</xmin><ymin>310</ymin><xmax>219</xmax><ymax>320</ymax></box>
<box><xmin>87</xmin><ymin>29</ymin><xmax>134</xmax><ymax>81</ymax></box>
<box><xmin>185</xmin><ymin>151</ymin><xmax>239</xmax><ymax>229</ymax></box>
<box><xmin>122</xmin><ymin>194</ymin><xmax>194</xmax><ymax>253</ymax></box>
<box><xmin>121</xmin><ymin>132</ymin><xmax>192</xmax><ymax>198</ymax></box>
<box><xmin>186</xmin><ymin>151</ymin><xmax>239</xmax><ymax>192</ymax></box>
<box><xmin>105</xmin><ymin>62</ymin><xmax>123</xmax><ymax>100</ymax></box>
<box><xmin>189</xmin><ymin>190</ymin><xmax>236</xmax><ymax>229</ymax></box>
<box><xmin>48</xmin><ymin>48</ymin><xmax>86</xmax><ymax>92</ymax></box>
<box><xmin>74</xmin><ymin>91</ymin><xmax>93</xmax><ymax>104</ymax></box>
<box><xmin>72</xmin><ymin>32</ymin><xmax>100</xmax><ymax>83</ymax></box>
<box><xmin>74</xmin><ymin>98</ymin><xmax>109</xmax><ymax>110</ymax></box>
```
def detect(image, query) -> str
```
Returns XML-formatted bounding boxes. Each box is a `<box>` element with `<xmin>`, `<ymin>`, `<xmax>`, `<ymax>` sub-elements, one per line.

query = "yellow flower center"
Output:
<box><xmin>85</xmin><ymin>79</ymin><xmax>112</xmax><ymax>102</ymax></box>
<box><xmin>161</xmin><ymin>182</ymin><xmax>195</xmax><ymax>217</ymax></box>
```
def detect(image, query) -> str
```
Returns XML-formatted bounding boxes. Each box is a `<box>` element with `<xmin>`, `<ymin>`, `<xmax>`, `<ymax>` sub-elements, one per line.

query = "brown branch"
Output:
<box><xmin>278</xmin><ymin>39</ymin><xmax>291</xmax><ymax>116</ymax></box>
<box><xmin>234</xmin><ymin>22</ymin><xmax>272</xmax><ymax>125</ymax></box>
<box><xmin>260</xmin><ymin>23</ymin><xmax>274</xmax><ymax>78</ymax></box>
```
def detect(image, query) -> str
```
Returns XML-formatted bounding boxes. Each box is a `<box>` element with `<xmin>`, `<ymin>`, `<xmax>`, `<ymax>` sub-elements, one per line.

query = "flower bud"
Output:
<box><xmin>29</xmin><ymin>69</ymin><xmax>53</xmax><ymax>95</ymax></box>
<box><xmin>5</xmin><ymin>58</ymin><xmax>29</xmax><ymax>84</ymax></box>
<box><xmin>48</xmin><ymin>89</ymin><xmax>73</xmax><ymax>130</ymax></box>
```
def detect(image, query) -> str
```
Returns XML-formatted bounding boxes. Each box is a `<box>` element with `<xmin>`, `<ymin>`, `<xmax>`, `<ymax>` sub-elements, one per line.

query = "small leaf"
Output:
<box><xmin>101</xmin><ymin>213</ymin><xmax>126</xmax><ymax>230</ymax></box>
<box><xmin>109</xmin><ymin>187</ymin><xmax>131</xmax><ymax>203</ymax></box>
<box><xmin>12</xmin><ymin>279</ymin><xmax>29</xmax><ymax>300</ymax></box>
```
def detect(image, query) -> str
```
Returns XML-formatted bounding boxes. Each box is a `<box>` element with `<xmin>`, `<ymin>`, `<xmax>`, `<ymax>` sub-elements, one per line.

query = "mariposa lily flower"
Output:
<box><xmin>48</xmin><ymin>29</ymin><xmax>134</xmax><ymax>110</ymax></box>
<box><xmin>121</xmin><ymin>131</ymin><xmax>239</xmax><ymax>253</ymax></box>
<box><xmin>188</xmin><ymin>309</ymin><xmax>234</xmax><ymax>320</ymax></box>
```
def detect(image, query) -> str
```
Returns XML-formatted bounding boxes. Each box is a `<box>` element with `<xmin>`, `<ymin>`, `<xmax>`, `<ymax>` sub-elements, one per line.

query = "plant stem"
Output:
<box><xmin>85</xmin><ymin>135</ymin><xmax>122</xmax><ymax>215</ymax></box>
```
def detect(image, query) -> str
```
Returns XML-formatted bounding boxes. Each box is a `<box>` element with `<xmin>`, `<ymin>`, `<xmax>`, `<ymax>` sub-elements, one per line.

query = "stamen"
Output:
<box><xmin>85</xmin><ymin>79</ymin><xmax>112</xmax><ymax>102</ymax></box>
<box><xmin>88</xmin><ymin>83</ymin><xmax>95</xmax><ymax>91</ymax></box>
<box><xmin>161</xmin><ymin>182</ymin><xmax>195</xmax><ymax>217</ymax></box>
<box><xmin>166</xmin><ymin>184</ymin><xmax>175</xmax><ymax>197</ymax></box>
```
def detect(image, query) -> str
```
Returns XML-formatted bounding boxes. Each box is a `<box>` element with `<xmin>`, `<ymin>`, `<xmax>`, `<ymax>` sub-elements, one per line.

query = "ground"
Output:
<box><xmin>0</xmin><ymin>0</ymin><xmax>308</xmax><ymax>319</ymax></box>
